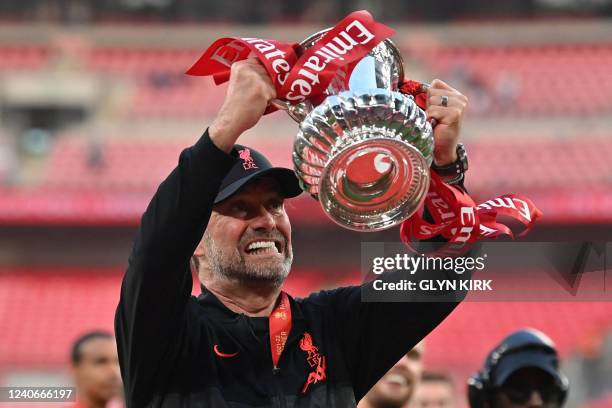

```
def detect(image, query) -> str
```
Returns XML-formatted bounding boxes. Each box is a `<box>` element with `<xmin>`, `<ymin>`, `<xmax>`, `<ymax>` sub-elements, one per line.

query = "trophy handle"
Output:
<box><xmin>269</xmin><ymin>99</ymin><xmax>290</xmax><ymax>111</ymax></box>
<box><xmin>409</xmin><ymin>81</ymin><xmax>439</xmax><ymax>128</ymax></box>
<box><xmin>270</xmin><ymin>98</ymin><xmax>313</xmax><ymax>123</ymax></box>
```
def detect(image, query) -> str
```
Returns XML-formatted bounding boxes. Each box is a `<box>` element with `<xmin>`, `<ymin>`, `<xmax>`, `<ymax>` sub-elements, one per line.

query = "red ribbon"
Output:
<box><xmin>400</xmin><ymin>79</ymin><xmax>429</xmax><ymax>110</ymax></box>
<box><xmin>269</xmin><ymin>291</ymin><xmax>291</xmax><ymax>369</ymax></box>
<box><xmin>187</xmin><ymin>11</ymin><xmax>542</xmax><ymax>249</ymax></box>
<box><xmin>399</xmin><ymin>81</ymin><xmax>542</xmax><ymax>249</ymax></box>
<box><xmin>186</xmin><ymin>10</ymin><xmax>394</xmax><ymax>104</ymax></box>
<box><xmin>278</xmin><ymin>11</ymin><xmax>393</xmax><ymax>103</ymax></box>
<box><xmin>399</xmin><ymin>172</ymin><xmax>542</xmax><ymax>247</ymax></box>
<box><xmin>187</xmin><ymin>37</ymin><xmax>299</xmax><ymax>91</ymax></box>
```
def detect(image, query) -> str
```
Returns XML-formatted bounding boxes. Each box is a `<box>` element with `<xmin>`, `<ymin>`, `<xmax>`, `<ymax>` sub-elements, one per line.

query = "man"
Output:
<box><xmin>358</xmin><ymin>342</ymin><xmax>425</xmax><ymax>408</ymax></box>
<box><xmin>115</xmin><ymin>58</ymin><xmax>469</xmax><ymax>407</ymax></box>
<box><xmin>71</xmin><ymin>331</ymin><xmax>123</xmax><ymax>408</ymax></box>
<box><xmin>411</xmin><ymin>372</ymin><xmax>457</xmax><ymax>408</ymax></box>
<box><xmin>468</xmin><ymin>328</ymin><xmax>569</xmax><ymax>408</ymax></box>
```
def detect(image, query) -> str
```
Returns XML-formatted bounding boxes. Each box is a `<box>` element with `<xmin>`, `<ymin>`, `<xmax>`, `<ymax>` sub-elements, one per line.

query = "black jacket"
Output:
<box><xmin>115</xmin><ymin>130</ymin><xmax>461</xmax><ymax>407</ymax></box>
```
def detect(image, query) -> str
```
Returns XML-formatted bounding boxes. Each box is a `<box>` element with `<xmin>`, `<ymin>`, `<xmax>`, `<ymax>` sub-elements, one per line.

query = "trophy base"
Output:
<box><xmin>319</xmin><ymin>136</ymin><xmax>430</xmax><ymax>232</ymax></box>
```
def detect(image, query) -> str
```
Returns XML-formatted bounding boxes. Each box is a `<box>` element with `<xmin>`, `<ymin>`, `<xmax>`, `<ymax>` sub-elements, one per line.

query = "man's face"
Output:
<box><xmin>411</xmin><ymin>380</ymin><xmax>455</xmax><ymax>408</ymax></box>
<box><xmin>363</xmin><ymin>342</ymin><xmax>425</xmax><ymax>408</ymax></box>
<box><xmin>72</xmin><ymin>338</ymin><xmax>122</xmax><ymax>403</ymax></box>
<box><xmin>494</xmin><ymin>367</ymin><xmax>563</xmax><ymax>408</ymax></box>
<box><xmin>201</xmin><ymin>178</ymin><xmax>293</xmax><ymax>286</ymax></box>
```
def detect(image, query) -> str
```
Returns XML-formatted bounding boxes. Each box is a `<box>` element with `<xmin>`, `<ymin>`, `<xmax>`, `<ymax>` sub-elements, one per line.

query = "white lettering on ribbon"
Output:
<box><xmin>479</xmin><ymin>223</ymin><xmax>498</xmax><ymax>237</ymax></box>
<box><xmin>285</xmin><ymin>18</ymin><xmax>375</xmax><ymax>102</ymax></box>
<box><xmin>452</xmin><ymin>207</ymin><xmax>476</xmax><ymax>243</ymax></box>
<box><xmin>210</xmin><ymin>40</ymin><xmax>247</xmax><ymax>67</ymax></box>
<box><xmin>345</xmin><ymin>20</ymin><xmax>375</xmax><ymax>44</ymax></box>
<box><xmin>241</xmin><ymin>38</ymin><xmax>291</xmax><ymax>87</ymax></box>
<box><xmin>428</xmin><ymin>191</ymin><xmax>455</xmax><ymax>221</ymax></box>
<box><xmin>512</xmin><ymin>198</ymin><xmax>532</xmax><ymax>222</ymax></box>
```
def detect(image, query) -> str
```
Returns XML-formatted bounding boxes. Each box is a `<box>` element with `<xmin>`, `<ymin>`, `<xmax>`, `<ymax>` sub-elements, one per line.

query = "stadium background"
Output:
<box><xmin>0</xmin><ymin>1</ymin><xmax>611</xmax><ymax>407</ymax></box>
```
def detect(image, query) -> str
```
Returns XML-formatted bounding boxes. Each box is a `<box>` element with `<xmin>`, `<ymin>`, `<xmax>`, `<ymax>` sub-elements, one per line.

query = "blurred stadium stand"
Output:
<box><xmin>0</xmin><ymin>268</ymin><xmax>610</xmax><ymax>369</ymax></box>
<box><xmin>0</xmin><ymin>2</ymin><xmax>611</xmax><ymax>407</ymax></box>
<box><xmin>407</xmin><ymin>43</ymin><xmax>612</xmax><ymax>116</ymax></box>
<box><xmin>0</xmin><ymin>268</ymin><xmax>611</xmax><ymax>407</ymax></box>
<box><xmin>0</xmin><ymin>45</ymin><xmax>49</xmax><ymax>70</ymax></box>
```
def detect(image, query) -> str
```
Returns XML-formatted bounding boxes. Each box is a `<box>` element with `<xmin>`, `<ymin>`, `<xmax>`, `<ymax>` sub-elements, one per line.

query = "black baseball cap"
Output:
<box><xmin>489</xmin><ymin>329</ymin><xmax>566</xmax><ymax>388</ymax></box>
<box><xmin>492</xmin><ymin>348</ymin><xmax>563</xmax><ymax>387</ymax></box>
<box><xmin>214</xmin><ymin>144</ymin><xmax>302</xmax><ymax>204</ymax></box>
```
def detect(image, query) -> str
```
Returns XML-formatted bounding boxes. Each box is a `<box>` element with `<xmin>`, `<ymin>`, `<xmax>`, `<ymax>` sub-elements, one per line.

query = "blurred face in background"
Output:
<box><xmin>360</xmin><ymin>342</ymin><xmax>425</xmax><ymax>408</ymax></box>
<box><xmin>410</xmin><ymin>376</ymin><xmax>456</xmax><ymax>408</ymax></box>
<box><xmin>72</xmin><ymin>337</ymin><xmax>122</xmax><ymax>405</ymax></box>
<box><xmin>494</xmin><ymin>367</ymin><xmax>563</xmax><ymax>408</ymax></box>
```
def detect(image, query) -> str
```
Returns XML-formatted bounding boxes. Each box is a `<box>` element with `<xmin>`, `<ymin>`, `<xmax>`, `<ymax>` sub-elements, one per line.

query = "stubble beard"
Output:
<box><xmin>204</xmin><ymin>231</ymin><xmax>293</xmax><ymax>287</ymax></box>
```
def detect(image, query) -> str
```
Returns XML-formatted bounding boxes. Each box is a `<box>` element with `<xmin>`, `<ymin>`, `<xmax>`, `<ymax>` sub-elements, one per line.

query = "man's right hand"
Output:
<box><xmin>209</xmin><ymin>58</ymin><xmax>277</xmax><ymax>152</ymax></box>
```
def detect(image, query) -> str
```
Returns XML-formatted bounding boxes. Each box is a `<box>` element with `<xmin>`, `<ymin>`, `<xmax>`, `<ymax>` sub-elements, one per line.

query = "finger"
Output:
<box><xmin>253</xmin><ymin>67</ymin><xmax>274</xmax><ymax>83</ymax></box>
<box><xmin>428</xmin><ymin>87</ymin><xmax>463</xmax><ymax>97</ymax></box>
<box><xmin>254</xmin><ymin>67</ymin><xmax>276</xmax><ymax>86</ymax></box>
<box><xmin>233</xmin><ymin>58</ymin><xmax>268</xmax><ymax>76</ymax></box>
<box><xmin>245</xmin><ymin>56</ymin><xmax>264</xmax><ymax>65</ymax></box>
<box><xmin>427</xmin><ymin>94</ymin><xmax>467</xmax><ymax>109</ymax></box>
<box><xmin>258</xmin><ymin>74</ymin><xmax>277</xmax><ymax>99</ymax></box>
<box><xmin>245</xmin><ymin>58</ymin><xmax>275</xmax><ymax>78</ymax></box>
<box><xmin>240</xmin><ymin>60</ymin><xmax>275</xmax><ymax>88</ymax></box>
<box><xmin>427</xmin><ymin>84</ymin><xmax>464</xmax><ymax>109</ymax></box>
<box><xmin>264</xmin><ymin>83</ymin><xmax>277</xmax><ymax>101</ymax></box>
<box><xmin>248</xmin><ymin>62</ymin><xmax>270</xmax><ymax>77</ymax></box>
<box><xmin>426</xmin><ymin>106</ymin><xmax>463</xmax><ymax>125</ymax></box>
<box><xmin>253</xmin><ymin>77</ymin><xmax>276</xmax><ymax>101</ymax></box>
<box><xmin>430</xmin><ymin>78</ymin><xmax>456</xmax><ymax>92</ymax></box>
<box><xmin>429</xmin><ymin>92</ymin><xmax>468</xmax><ymax>109</ymax></box>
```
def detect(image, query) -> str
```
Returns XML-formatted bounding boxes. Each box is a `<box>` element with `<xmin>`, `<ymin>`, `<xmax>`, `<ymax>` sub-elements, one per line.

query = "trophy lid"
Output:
<box><xmin>275</xmin><ymin>29</ymin><xmax>405</xmax><ymax>122</ymax></box>
<box><xmin>299</xmin><ymin>28</ymin><xmax>404</xmax><ymax>92</ymax></box>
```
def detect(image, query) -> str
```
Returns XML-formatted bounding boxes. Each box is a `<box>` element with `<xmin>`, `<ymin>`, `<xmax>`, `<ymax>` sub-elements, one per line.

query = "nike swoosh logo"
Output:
<box><xmin>214</xmin><ymin>344</ymin><xmax>239</xmax><ymax>358</ymax></box>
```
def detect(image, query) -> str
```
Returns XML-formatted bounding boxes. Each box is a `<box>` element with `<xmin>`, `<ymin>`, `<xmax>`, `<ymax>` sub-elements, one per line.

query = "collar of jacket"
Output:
<box><xmin>197</xmin><ymin>286</ymin><xmax>306</xmax><ymax>324</ymax></box>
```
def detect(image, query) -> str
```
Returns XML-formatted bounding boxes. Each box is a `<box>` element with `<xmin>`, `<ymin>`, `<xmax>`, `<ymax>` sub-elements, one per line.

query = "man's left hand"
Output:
<box><xmin>426</xmin><ymin>79</ymin><xmax>469</xmax><ymax>166</ymax></box>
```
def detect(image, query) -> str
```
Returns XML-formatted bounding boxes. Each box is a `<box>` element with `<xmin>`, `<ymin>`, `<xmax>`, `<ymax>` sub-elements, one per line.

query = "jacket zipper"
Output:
<box><xmin>272</xmin><ymin>365</ymin><xmax>287</xmax><ymax>408</ymax></box>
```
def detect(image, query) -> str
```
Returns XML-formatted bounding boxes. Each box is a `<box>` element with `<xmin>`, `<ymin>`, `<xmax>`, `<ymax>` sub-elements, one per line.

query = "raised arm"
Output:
<box><xmin>114</xmin><ymin>59</ymin><xmax>277</xmax><ymax>405</ymax></box>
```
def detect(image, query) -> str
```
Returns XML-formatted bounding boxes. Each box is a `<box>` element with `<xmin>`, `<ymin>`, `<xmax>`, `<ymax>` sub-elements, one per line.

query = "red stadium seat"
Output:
<box><xmin>0</xmin><ymin>46</ymin><xmax>49</xmax><ymax>71</ymax></box>
<box><xmin>0</xmin><ymin>268</ymin><xmax>329</xmax><ymax>368</ymax></box>
<box><xmin>0</xmin><ymin>269</ymin><xmax>610</xmax><ymax>373</ymax></box>
<box><xmin>404</xmin><ymin>43</ymin><xmax>612</xmax><ymax>115</ymax></box>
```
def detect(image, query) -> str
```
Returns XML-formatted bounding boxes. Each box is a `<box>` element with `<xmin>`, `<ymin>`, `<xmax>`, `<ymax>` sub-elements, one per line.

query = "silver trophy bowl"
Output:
<box><xmin>277</xmin><ymin>30</ymin><xmax>434</xmax><ymax>231</ymax></box>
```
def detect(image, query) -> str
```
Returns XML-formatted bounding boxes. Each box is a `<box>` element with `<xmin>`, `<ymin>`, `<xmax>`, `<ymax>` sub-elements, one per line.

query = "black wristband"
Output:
<box><xmin>431</xmin><ymin>143</ymin><xmax>468</xmax><ymax>178</ymax></box>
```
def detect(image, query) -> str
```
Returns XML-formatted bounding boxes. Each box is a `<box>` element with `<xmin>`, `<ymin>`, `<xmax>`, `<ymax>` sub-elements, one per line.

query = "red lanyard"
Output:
<box><xmin>269</xmin><ymin>291</ymin><xmax>292</xmax><ymax>369</ymax></box>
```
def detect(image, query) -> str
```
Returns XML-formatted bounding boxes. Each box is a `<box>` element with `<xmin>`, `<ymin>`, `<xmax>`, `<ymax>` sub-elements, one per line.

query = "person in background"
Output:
<box><xmin>411</xmin><ymin>371</ymin><xmax>457</xmax><ymax>408</ymax></box>
<box><xmin>71</xmin><ymin>331</ymin><xmax>123</xmax><ymax>408</ymax></box>
<box><xmin>468</xmin><ymin>328</ymin><xmax>569</xmax><ymax>408</ymax></box>
<box><xmin>358</xmin><ymin>342</ymin><xmax>425</xmax><ymax>408</ymax></box>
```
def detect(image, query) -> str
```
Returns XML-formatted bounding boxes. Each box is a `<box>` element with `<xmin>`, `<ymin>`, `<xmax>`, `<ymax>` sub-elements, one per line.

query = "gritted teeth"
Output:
<box><xmin>246</xmin><ymin>240</ymin><xmax>280</xmax><ymax>253</ymax></box>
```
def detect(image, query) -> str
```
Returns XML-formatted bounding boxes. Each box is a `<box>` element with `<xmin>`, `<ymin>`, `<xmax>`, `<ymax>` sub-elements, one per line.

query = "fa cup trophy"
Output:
<box><xmin>189</xmin><ymin>10</ymin><xmax>541</xmax><ymax>242</ymax></box>
<box><xmin>272</xmin><ymin>29</ymin><xmax>434</xmax><ymax>231</ymax></box>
